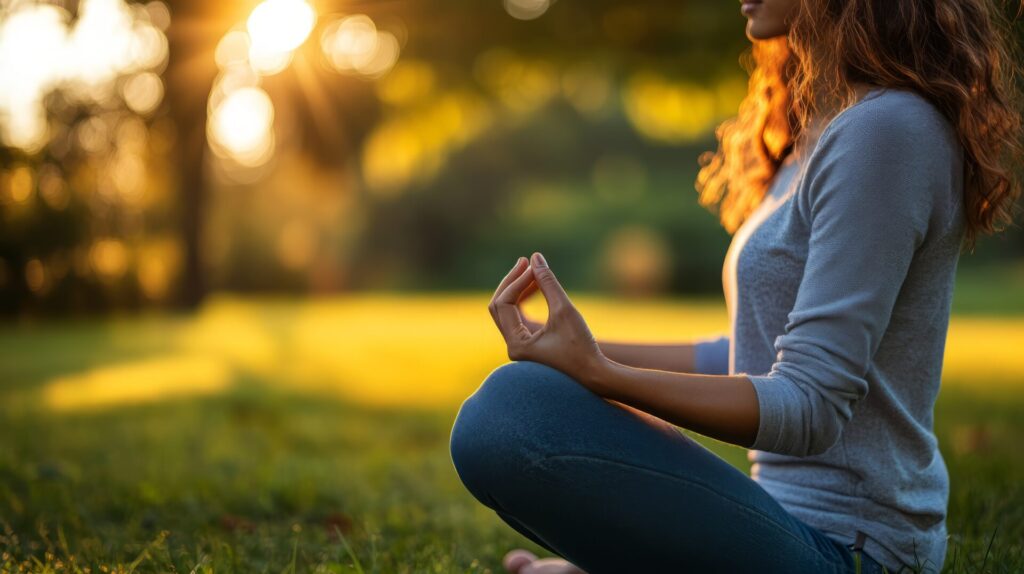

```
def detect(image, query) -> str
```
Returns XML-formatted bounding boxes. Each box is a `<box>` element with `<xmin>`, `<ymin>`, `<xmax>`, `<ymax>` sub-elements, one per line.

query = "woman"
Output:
<box><xmin>449</xmin><ymin>0</ymin><xmax>1023</xmax><ymax>572</ymax></box>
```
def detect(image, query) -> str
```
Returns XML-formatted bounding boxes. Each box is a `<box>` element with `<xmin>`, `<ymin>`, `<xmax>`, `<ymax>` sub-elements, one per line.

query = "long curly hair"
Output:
<box><xmin>695</xmin><ymin>0</ymin><xmax>1024</xmax><ymax>250</ymax></box>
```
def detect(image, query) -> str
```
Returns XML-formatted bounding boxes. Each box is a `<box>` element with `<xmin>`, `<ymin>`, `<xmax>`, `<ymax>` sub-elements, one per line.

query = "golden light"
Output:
<box><xmin>622</xmin><ymin>72</ymin><xmax>719</xmax><ymax>143</ymax></box>
<box><xmin>90</xmin><ymin>238</ymin><xmax>130</xmax><ymax>281</ymax></box>
<box><xmin>504</xmin><ymin>0</ymin><xmax>553</xmax><ymax>21</ymax></box>
<box><xmin>215</xmin><ymin>30</ymin><xmax>251</xmax><ymax>69</ymax></box>
<box><xmin>178</xmin><ymin>300</ymin><xmax>281</xmax><ymax>373</ymax></box>
<box><xmin>207</xmin><ymin>86</ymin><xmax>276</xmax><ymax>167</ymax></box>
<box><xmin>356</xmin><ymin>31</ymin><xmax>400</xmax><ymax>78</ymax></box>
<box><xmin>361</xmin><ymin>91</ymin><xmax>492</xmax><ymax>194</ymax></box>
<box><xmin>25</xmin><ymin>258</ymin><xmax>47</xmax><ymax>294</ymax></box>
<box><xmin>377</xmin><ymin>60</ymin><xmax>437</xmax><ymax>105</ymax></box>
<box><xmin>249</xmin><ymin>50</ymin><xmax>292</xmax><ymax>76</ymax></box>
<box><xmin>38</xmin><ymin>165</ymin><xmax>70</xmax><ymax>210</ymax></box>
<box><xmin>64</xmin><ymin>0</ymin><xmax>165</xmax><ymax>90</ymax></box>
<box><xmin>137</xmin><ymin>238</ymin><xmax>181</xmax><ymax>300</ymax></box>
<box><xmin>121</xmin><ymin>72</ymin><xmax>164</xmax><ymax>115</ymax></box>
<box><xmin>320</xmin><ymin>14</ymin><xmax>401</xmax><ymax>78</ymax></box>
<box><xmin>43</xmin><ymin>354</ymin><xmax>232</xmax><ymax>412</ymax></box>
<box><xmin>6</xmin><ymin>165</ymin><xmax>35</xmax><ymax>205</ymax></box>
<box><xmin>247</xmin><ymin>0</ymin><xmax>316</xmax><ymax>71</ymax></box>
<box><xmin>110</xmin><ymin>150</ymin><xmax>147</xmax><ymax>200</ymax></box>
<box><xmin>208</xmin><ymin>66</ymin><xmax>261</xmax><ymax>112</ymax></box>
<box><xmin>144</xmin><ymin>1</ymin><xmax>171</xmax><ymax>31</ymax></box>
<box><xmin>127</xmin><ymin>21</ymin><xmax>169</xmax><ymax>70</ymax></box>
<box><xmin>0</xmin><ymin>0</ymin><xmax>169</xmax><ymax>153</ymax></box>
<box><xmin>320</xmin><ymin>15</ymin><xmax>379</xmax><ymax>71</ymax></box>
<box><xmin>5</xmin><ymin>294</ymin><xmax>1020</xmax><ymax>417</ymax></box>
<box><xmin>277</xmin><ymin>220</ymin><xmax>317</xmax><ymax>270</ymax></box>
<box><xmin>0</xmin><ymin>4</ymin><xmax>68</xmax><ymax>151</ymax></box>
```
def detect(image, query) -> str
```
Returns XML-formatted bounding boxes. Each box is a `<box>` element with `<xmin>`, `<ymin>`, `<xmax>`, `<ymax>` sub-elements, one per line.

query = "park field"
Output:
<box><xmin>0</xmin><ymin>294</ymin><xmax>1021</xmax><ymax>573</ymax></box>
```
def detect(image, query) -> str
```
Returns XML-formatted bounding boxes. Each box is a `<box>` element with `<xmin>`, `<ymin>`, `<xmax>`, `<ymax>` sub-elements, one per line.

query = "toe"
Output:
<box><xmin>503</xmin><ymin>548</ymin><xmax>538</xmax><ymax>573</ymax></box>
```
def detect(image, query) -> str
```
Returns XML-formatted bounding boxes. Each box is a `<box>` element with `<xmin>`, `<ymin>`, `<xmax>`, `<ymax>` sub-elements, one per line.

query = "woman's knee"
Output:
<box><xmin>448</xmin><ymin>360</ymin><xmax>587</xmax><ymax>501</ymax></box>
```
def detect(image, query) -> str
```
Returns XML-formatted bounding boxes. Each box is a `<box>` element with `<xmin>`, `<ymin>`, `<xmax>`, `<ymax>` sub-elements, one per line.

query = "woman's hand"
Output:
<box><xmin>487</xmin><ymin>252</ymin><xmax>607</xmax><ymax>384</ymax></box>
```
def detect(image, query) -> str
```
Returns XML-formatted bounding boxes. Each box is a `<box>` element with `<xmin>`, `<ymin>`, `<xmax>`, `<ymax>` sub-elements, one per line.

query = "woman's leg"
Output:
<box><xmin>449</xmin><ymin>360</ymin><xmax>878</xmax><ymax>574</ymax></box>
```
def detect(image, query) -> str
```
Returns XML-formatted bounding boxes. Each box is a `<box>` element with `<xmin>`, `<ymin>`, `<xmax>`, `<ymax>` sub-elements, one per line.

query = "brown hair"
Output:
<box><xmin>696</xmin><ymin>0</ymin><xmax>1024</xmax><ymax>250</ymax></box>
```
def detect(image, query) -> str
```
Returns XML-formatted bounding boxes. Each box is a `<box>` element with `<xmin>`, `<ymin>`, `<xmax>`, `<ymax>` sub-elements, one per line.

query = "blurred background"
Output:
<box><xmin>2</xmin><ymin>0</ymin><xmax>1017</xmax><ymax>315</ymax></box>
<box><xmin>0</xmin><ymin>0</ymin><xmax>1022</xmax><ymax>572</ymax></box>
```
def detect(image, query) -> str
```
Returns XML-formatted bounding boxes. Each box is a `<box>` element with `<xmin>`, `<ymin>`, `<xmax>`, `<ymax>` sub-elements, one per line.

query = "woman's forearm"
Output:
<box><xmin>584</xmin><ymin>357</ymin><xmax>759</xmax><ymax>448</ymax></box>
<box><xmin>596</xmin><ymin>340</ymin><xmax>697</xmax><ymax>373</ymax></box>
<box><xmin>523</xmin><ymin>315</ymin><xmax>698</xmax><ymax>372</ymax></box>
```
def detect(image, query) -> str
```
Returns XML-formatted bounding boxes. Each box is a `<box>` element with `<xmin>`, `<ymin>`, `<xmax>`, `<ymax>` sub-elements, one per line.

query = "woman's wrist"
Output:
<box><xmin>581</xmin><ymin>354</ymin><xmax>622</xmax><ymax>399</ymax></box>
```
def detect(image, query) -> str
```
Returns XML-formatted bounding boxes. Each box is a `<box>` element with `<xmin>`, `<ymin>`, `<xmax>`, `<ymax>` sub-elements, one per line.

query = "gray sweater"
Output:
<box><xmin>694</xmin><ymin>87</ymin><xmax>964</xmax><ymax>573</ymax></box>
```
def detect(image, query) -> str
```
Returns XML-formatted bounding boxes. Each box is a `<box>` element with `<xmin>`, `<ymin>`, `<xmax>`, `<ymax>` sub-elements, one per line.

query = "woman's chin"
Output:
<box><xmin>745</xmin><ymin>20</ymin><xmax>788</xmax><ymax>41</ymax></box>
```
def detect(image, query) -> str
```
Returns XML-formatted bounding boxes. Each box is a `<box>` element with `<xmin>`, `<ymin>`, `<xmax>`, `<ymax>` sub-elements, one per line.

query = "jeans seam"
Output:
<box><xmin>524</xmin><ymin>452</ymin><xmax>852</xmax><ymax>573</ymax></box>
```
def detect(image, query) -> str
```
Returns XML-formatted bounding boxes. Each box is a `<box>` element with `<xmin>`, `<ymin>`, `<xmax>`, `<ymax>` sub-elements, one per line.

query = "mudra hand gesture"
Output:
<box><xmin>487</xmin><ymin>252</ymin><xmax>606</xmax><ymax>382</ymax></box>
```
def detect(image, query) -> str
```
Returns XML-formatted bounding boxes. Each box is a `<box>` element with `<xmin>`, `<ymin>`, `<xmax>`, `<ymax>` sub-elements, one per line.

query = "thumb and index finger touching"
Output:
<box><xmin>493</xmin><ymin>252</ymin><xmax>571</xmax><ymax>343</ymax></box>
<box><xmin>496</xmin><ymin>253</ymin><xmax>567</xmax><ymax>305</ymax></box>
<box><xmin>523</xmin><ymin>252</ymin><xmax>571</xmax><ymax>311</ymax></box>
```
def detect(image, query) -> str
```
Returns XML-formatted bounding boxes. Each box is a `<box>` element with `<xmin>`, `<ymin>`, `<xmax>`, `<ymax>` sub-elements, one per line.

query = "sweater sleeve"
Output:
<box><xmin>693</xmin><ymin>335</ymin><xmax>730</xmax><ymax>375</ymax></box>
<box><xmin>746</xmin><ymin>97</ymin><xmax>955</xmax><ymax>456</ymax></box>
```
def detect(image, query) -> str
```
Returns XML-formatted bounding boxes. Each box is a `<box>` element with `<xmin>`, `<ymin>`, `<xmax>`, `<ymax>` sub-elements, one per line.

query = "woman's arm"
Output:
<box><xmin>522</xmin><ymin>314</ymin><xmax>731</xmax><ymax>375</ymax></box>
<box><xmin>596</xmin><ymin>340</ymin><xmax>698</xmax><ymax>373</ymax></box>
<box><xmin>492</xmin><ymin>257</ymin><xmax>757</xmax><ymax>448</ymax></box>
<box><xmin>585</xmin><ymin>359</ymin><xmax>759</xmax><ymax>448</ymax></box>
<box><xmin>597</xmin><ymin>334</ymin><xmax>730</xmax><ymax>374</ymax></box>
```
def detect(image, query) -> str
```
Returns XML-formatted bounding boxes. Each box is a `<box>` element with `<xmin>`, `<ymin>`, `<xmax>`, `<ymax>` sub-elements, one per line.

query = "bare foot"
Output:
<box><xmin>502</xmin><ymin>548</ymin><xmax>588</xmax><ymax>574</ymax></box>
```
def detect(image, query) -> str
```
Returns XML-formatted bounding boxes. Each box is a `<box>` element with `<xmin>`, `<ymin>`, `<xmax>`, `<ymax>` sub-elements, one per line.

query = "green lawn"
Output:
<box><xmin>0</xmin><ymin>295</ymin><xmax>1021</xmax><ymax>573</ymax></box>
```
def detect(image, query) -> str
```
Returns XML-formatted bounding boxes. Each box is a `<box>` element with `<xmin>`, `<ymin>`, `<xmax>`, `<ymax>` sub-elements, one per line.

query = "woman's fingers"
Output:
<box><xmin>494</xmin><ymin>265</ymin><xmax>538</xmax><ymax>344</ymax></box>
<box><xmin>489</xmin><ymin>257</ymin><xmax>528</xmax><ymax>329</ymax></box>
<box><xmin>492</xmin><ymin>257</ymin><xmax>528</xmax><ymax>300</ymax></box>
<box><xmin>528</xmin><ymin>252</ymin><xmax>572</xmax><ymax>313</ymax></box>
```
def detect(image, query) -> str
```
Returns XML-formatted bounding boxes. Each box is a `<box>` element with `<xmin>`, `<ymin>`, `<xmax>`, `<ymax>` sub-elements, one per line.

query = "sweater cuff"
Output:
<box><xmin>693</xmin><ymin>335</ymin><xmax>730</xmax><ymax>375</ymax></box>
<box><xmin>746</xmin><ymin>374</ymin><xmax>792</xmax><ymax>452</ymax></box>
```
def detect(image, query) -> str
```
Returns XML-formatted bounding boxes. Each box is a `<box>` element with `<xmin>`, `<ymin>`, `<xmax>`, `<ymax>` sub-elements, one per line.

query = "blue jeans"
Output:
<box><xmin>449</xmin><ymin>361</ymin><xmax>889</xmax><ymax>574</ymax></box>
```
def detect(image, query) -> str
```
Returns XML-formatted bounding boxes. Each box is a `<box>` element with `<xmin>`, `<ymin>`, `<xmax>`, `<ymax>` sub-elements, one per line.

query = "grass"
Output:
<box><xmin>0</xmin><ymin>293</ymin><xmax>1021</xmax><ymax>573</ymax></box>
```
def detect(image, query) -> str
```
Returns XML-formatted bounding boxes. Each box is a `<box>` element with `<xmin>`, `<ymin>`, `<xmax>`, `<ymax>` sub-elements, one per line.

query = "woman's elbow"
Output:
<box><xmin>804</xmin><ymin>422</ymin><xmax>843</xmax><ymax>456</ymax></box>
<box><xmin>801</xmin><ymin>401</ymin><xmax>852</xmax><ymax>456</ymax></box>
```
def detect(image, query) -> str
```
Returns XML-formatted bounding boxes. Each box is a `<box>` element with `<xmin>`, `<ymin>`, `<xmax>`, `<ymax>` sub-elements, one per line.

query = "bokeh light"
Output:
<box><xmin>208</xmin><ymin>87</ymin><xmax>276</xmax><ymax>167</ymax></box>
<box><xmin>247</xmin><ymin>0</ymin><xmax>316</xmax><ymax>57</ymax></box>
<box><xmin>215</xmin><ymin>30</ymin><xmax>251</xmax><ymax>70</ymax></box>
<box><xmin>90</xmin><ymin>238</ymin><xmax>129</xmax><ymax>282</ymax></box>
<box><xmin>0</xmin><ymin>4</ymin><xmax>69</xmax><ymax>151</ymax></box>
<box><xmin>0</xmin><ymin>0</ymin><xmax>169</xmax><ymax>152</ymax></box>
<box><xmin>320</xmin><ymin>15</ymin><xmax>401</xmax><ymax>78</ymax></box>
<box><xmin>361</xmin><ymin>91</ymin><xmax>492</xmax><ymax>195</ymax></box>
<box><xmin>121</xmin><ymin>72</ymin><xmax>164</xmax><ymax>115</ymax></box>
<box><xmin>247</xmin><ymin>0</ymin><xmax>315</xmax><ymax>74</ymax></box>
<box><xmin>622</xmin><ymin>71</ymin><xmax>744</xmax><ymax>143</ymax></box>
<box><xmin>474</xmin><ymin>48</ymin><xmax>558</xmax><ymax>115</ymax></box>
<box><xmin>504</xmin><ymin>0</ymin><xmax>554</xmax><ymax>21</ymax></box>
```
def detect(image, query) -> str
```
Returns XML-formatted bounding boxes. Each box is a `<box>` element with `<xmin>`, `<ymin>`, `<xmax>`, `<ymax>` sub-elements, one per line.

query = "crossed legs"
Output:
<box><xmin>449</xmin><ymin>360</ymin><xmax>865</xmax><ymax>574</ymax></box>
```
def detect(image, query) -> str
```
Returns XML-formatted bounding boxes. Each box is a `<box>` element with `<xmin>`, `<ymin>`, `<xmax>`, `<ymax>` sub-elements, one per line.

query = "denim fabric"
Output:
<box><xmin>450</xmin><ymin>360</ymin><xmax>890</xmax><ymax>574</ymax></box>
